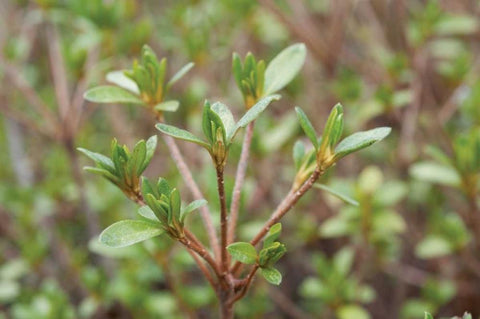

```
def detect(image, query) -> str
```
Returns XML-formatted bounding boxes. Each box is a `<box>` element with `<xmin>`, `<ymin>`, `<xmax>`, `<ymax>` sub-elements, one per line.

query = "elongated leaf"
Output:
<box><xmin>264</xmin><ymin>223</ymin><xmax>282</xmax><ymax>248</ymax></box>
<box><xmin>293</xmin><ymin>140</ymin><xmax>305</xmax><ymax>170</ymax></box>
<box><xmin>106</xmin><ymin>70</ymin><xmax>140</xmax><ymax>94</ymax></box>
<box><xmin>314</xmin><ymin>183</ymin><xmax>359</xmax><ymax>206</ymax></box>
<box><xmin>264</xmin><ymin>43</ymin><xmax>306</xmax><ymax>95</ymax></box>
<box><xmin>167</xmin><ymin>62</ymin><xmax>194</xmax><ymax>88</ymax></box>
<box><xmin>180</xmin><ymin>199</ymin><xmax>208</xmax><ymax>223</ymax></box>
<box><xmin>99</xmin><ymin>220</ymin><xmax>163</xmax><ymax>248</ymax></box>
<box><xmin>137</xmin><ymin>206</ymin><xmax>160</xmax><ymax>223</ymax></box>
<box><xmin>295</xmin><ymin>107</ymin><xmax>318</xmax><ymax>149</ymax></box>
<box><xmin>77</xmin><ymin>148</ymin><xmax>115</xmax><ymax>171</ymax></box>
<box><xmin>154</xmin><ymin>100</ymin><xmax>180</xmax><ymax>112</ymax></box>
<box><xmin>140</xmin><ymin>135</ymin><xmax>157</xmax><ymax>172</ymax></box>
<box><xmin>83</xmin><ymin>167</ymin><xmax>119</xmax><ymax>184</ymax></box>
<box><xmin>260</xmin><ymin>267</ymin><xmax>282</xmax><ymax>285</ymax></box>
<box><xmin>227</xmin><ymin>242</ymin><xmax>257</xmax><ymax>264</ymax></box>
<box><xmin>129</xmin><ymin>140</ymin><xmax>147</xmax><ymax>176</ymax></box>
<box><xmin>155</xmin><ymin>124</ymin><xmax>210</xmax><ymax>149</ymax></box>
<box><xmin>231</xmin><ymin>94</ymin><xmax>280</xmax><ymax>140</ymax></box>
<box><xmin>334</xmin><ymin>127</ymin><xmax>391</xmax><ymax>159</ymax></box>
<box><xmin>84</xmin><ymin>86</ymin><xmax>143</xmax><ymax>104</ymax></box>
<box><xmin>211</xmin><ymin>102</ymin><xmax>235</xmax><ymax>139</ymax></box>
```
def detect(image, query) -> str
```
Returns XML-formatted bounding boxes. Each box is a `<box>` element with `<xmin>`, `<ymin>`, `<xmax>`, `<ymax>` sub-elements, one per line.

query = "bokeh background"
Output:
<box><xmin>1</xmin><ymin>0</ymin><xmax>480</xmax><ymax>318</ymax></box>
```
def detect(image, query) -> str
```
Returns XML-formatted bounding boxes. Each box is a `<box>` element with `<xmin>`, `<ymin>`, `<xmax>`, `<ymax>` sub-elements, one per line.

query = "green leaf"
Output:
<box><xmin>295</xmin><ymin>107</ymin><xmax>318</xmax><ymax>149</ymax></box>
<box><xmin>319</xmin><ymin>216</ymin><xmax>350</xmax><ymax>238</ymax></box>
<box><xmin>334</xmin><ymin>127</ymin><xmax>391</xmax><ymax>159</ymax></box>
<box><xmin>319</xmin><ymin>103</ymin><xmax>343</xmax><ymax>153</ymax></box>
<box><xmin>333</xmin><ymin>248</ymin><xmax>354</xmax><ymax>276</ymax></box>
<box><xmin>232</xmin><ymin>95</ymin><xmax>281</xmax><ymax>139</ymax></box>
<box><xmin>77</xmin><ymin>148</ymin><xmax>115</xmax><ymax>171</ymax></box>
<box><xmin>130</xmin><ymin>140</ymin><xmax>147</xmax><ymax>176</ymax></box>
<box><xmin>337</xmin><ymin>305</ymin><xmax>370</xmax><ymax>319</ymax></box>
<box><xmin>84</xmin><ymin>86</ymin><xmax>143</xmax><ymax>104</ymax></box>
<box><xmin>227</xmin><ymin>242</ymin><xmax>257</xmax><ymax>264</ymax></box>
<box><xmin>106</xmin><ymin>70</ymin><xmax>140</xmax><ymax>94</ymax></box>
<box><xmin>264</xmin><ymin>43</ymin><xmax>306</xmax><ymax>95</ymax></box>
<box><xmin>180</xmin><ymin>199</ymin><xmax>208</xmax><ymax>223</ymax></box>
<box><xmin>167</xmin><ymin>62</ymin><xmax>194</xmax><ymax>89</ymax></box>
<box><xmin>264</xmin><ymin>223</ymin><xmax>282</xmax><ymax>248</ymax></box>
<box><xmin>155</xmin><ymin>123</ymin><xmax>210</xmax><ymax>149</ymax></box>
<box><xmin>409</xmin><ymin>161</ymin><xmax>461</xmax><ymax>187</ymax></box>
<box><xmin>141</xmin><ymin>135</ymin><xmax>157</xmax><ymax>172</ymax></box>
<box><xmin>99</xmin><ymin>220</ymin><xmax>163</xmax><ymax>248</ymax></box>
<box><xmin>314</xmin><ymin>183</ymin><xmax>359</xmax><ymax>206</ymax></box>
<box><xmin>154</xmin><ymin>100</ymin><xmax>180</xmax><ymax>112</ymax></box>
<box><xmin>415</xmin><ymin>236</ymin><xmax>453</xmax><ymax>259</ymax></box>
<box><xmin>424</xmin><ymin>312</ymin><xmax>434</xmax><ymax>319</ymax></box>
<box><xmin>260</xmin><ymin>267</ymin><xmax>282</xmax><ymax>285</ymax></box>
<box><xmin>137</xmin><ymin>206</ymin><xmax>160</xmax><ymax>223</ymax></box>
<box><xmin>293</xmin><ymin>140</ymin><xmax>305</xmax><ymax>170</ymax></box>
<box><xmin>211</xmin><ymin>102</ymin><xmax>236</xmax><ymax>139</ymax></box>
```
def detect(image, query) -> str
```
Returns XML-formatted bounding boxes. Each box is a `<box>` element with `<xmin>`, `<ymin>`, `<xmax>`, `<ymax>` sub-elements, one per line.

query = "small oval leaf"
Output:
<box><xmin>295</xmin><ymin>107</ymin><xmax>318</xmax><ymax>149</ymax></box>
<box><xmin>227</xmin><ymin>242</ymin><xmax>257</xmax><ymax>264</ymax></box>
<box><xmin>260</xmin><ymin>267</ymin><xmax>282</xmax><ymax>285</ymax></box>
<box><xmin>154</xmin><ymin>100</ymin><xmax>180</xmax><ymax>112</ymax></box>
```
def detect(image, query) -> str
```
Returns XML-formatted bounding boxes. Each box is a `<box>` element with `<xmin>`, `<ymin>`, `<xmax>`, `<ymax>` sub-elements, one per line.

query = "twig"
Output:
<box><xmin>151</xmin><ymin>250</ymin><xmax>198</xmax><ymax>319</ymax></box>
<box><xmin>232</xmin><ymin>264</ymin><xmax>259</xmax><ymax>303</ymax></box>
<box><xmin>268</xmin><ymin>286</ymin><xmax>313</xmax><ymax>319</ymax></box>
<box><xmin>232</xmin><ymin>167</ymin><xmax>323</xmax><ymax>274</ymax></box>
<box><xmin>228</xmin><ymin>122</ymin><xmax>255</xmax><ymax>245</ymax></box>
<box><xmin>216</xmin><ymin>166</ymin><xmax>229</xmax><ymax>274</ymax></box>
<box><xmin>46</xmin><ymin>25</ymin><xmax>70</xmax><ymax>126</ymax></box>
<box><xmin>162</xmin><ymin>134</ymin><xmax>221</xmax><ymax>260</ymax></box>
<box><xmin>0</xmin><ymin>61</ymin><xmax>59</xmax><ymax>133</ymax></box>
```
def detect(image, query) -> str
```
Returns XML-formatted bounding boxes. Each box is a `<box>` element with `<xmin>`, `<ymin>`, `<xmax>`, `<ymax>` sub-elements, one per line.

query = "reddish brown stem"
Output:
<box><xmin>162</xmin><ymin>134</ymin><xmax>221</xmax><ymax>260</ymax></box>
<box><xmin>228</xmin><ymin>122</ymin><xmax>255</xmax><ymax>246</ymax></box>
<box><xmin>216</xmin><ymin>166</ymin><xmax>229</xmax><ymax>274</ymax></box>
<box><xmin>231</xmin><ymin>168</ymin><xmax>322</xmax><ymax>274</ymax></box>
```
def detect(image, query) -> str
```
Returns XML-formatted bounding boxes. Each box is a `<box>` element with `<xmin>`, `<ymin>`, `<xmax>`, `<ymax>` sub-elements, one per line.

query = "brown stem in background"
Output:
<box><xmin>228</xmin><ymin>121</ymin><xmax>255</xmax><ymax>246</ymax></box>
<box><xmin>151</xmin><ymin>250</ymin><xmax>198</xmax><ymax>319</ymax></box>
<box><xmin>162</xmin><ymin>134</ymin><xmax>221</xmax><ymax>260</ymax></box>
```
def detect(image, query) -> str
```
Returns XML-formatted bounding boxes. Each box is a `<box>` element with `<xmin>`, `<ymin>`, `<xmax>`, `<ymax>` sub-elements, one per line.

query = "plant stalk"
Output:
<box><xmin>228</xmin><ymin>121</ymin><xmax>255</xmax><ymax>246</ymax></box>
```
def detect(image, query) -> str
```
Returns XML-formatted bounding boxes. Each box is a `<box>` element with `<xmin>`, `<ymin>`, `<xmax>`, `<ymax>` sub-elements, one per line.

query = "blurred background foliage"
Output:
<box><xmin>0</xmin><ymin>0</ymin><xmax>480</xmax><ymax>318</ymax></box>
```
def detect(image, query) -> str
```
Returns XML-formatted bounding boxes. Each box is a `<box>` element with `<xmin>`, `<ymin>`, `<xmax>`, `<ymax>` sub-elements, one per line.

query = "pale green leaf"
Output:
<box><xmin>84</xmin><ymin>86</ymin><xmax>143</xmax><ymax>104</ymax></box>
<box><xmin>232</xmin><ymin>94</ymin><xmax>281</xmax><ymax>140</ymax></box>
<box><xmin>154</xmin><ymin>100</ymin><xmax>180</xmax><ymax>112</ymax></box>
<box><xmin>415</xmin><ymin>236</ymin><xmax>452</xmax><ymax>259</ymax></box>
<box><xmin>155</xmin><ymin>124</ymin><xmax>210</xmax><ymax>149</ymax></box>
<box><xmin>180</xmin><ymin>199</ymin><xmax>208</xmax><ymax>223</ymax></box>
<box><xmin>211</xmin><ymin>102</ymin><xmax>236</xmax><ymax>139</ymax></box>
<box><xmin>137</xmin><ymin>206</ymin><xmax>160</xmax><ymax>223</ymax></box>
<box><xmin>334</xmin><ymin>127</ymin><xmax>391</xmax><ymax>159</ymax></box>
<box><xmin>167</xmin><ymin>62</ymin><xmax>194</xmax><ymax>89</ymax></box>
<box><xmin>99</xmin><ymin>220</ymin><xmax>163</xmax><ymax>248</ymax></box>
<box><xmin>106</xmin><ymin>70</ymin><xmax>140</xmax><ymax>94</ymax></box>
<box><xmin>314</xmin><ymin>183</ymin><xmax>359</xmax><ymax>206</ymax></box>
<box><xmin>227</xmin><ymin>242</ymin><xmax>257</xmax><ymax>264</ymax></box>
<box><xmin>260</xmin><ymin>267</ymin><xmax>282</xmax><ymax>285</ymax></box>
<box><xmin>409</xmin><ymin>161</ymin><xmax>461</xmax><ymax>187</ymax></box>
<box><xmin>295</xmin><ymin>107</ymin><xmax>318</xmax><ymax>149</ymax></box>
<box><xmin>337</xmin><ymin>305</ymin><xmax>370</xmax><ymax>319</ymax></box>
<box><xmin>264</xmin><ymin>43</ymin><xmax>306</xmax><ymax>95</ymax></box>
